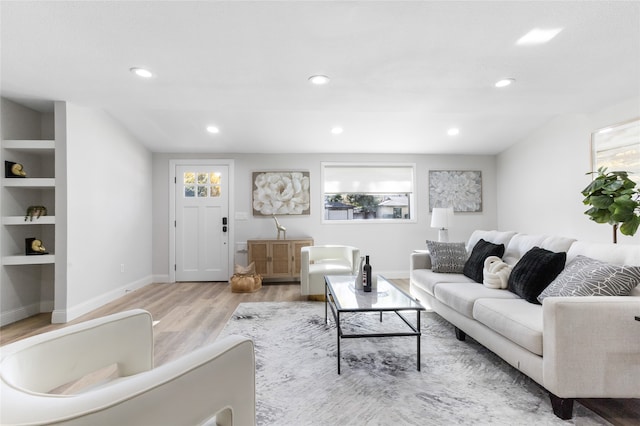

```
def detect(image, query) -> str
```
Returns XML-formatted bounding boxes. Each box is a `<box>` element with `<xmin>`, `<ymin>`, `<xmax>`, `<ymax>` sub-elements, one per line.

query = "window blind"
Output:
<box><xmin>323</xmin><ymin>164</ymin><xmax>414</xmax><ymax>194</ymax></box>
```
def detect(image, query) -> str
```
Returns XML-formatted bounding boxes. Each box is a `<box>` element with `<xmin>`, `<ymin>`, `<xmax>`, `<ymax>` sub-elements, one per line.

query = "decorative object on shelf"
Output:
<box><xmin>591</xmin><ymin>118</ymin><xmax>639</xmax><ymax>186</ymax></box>
<box><xmin>252</xmin><ymin>171</ymin><xmax>310</xmax><ymax>216</ymax></box>
<box><xmin>24</xmin><ymin>205</ymin><xmax>48</xmax><ymax>222</ymax></box>
<box><xmin>429</xmin><ymin>170</ymin><xmax>482</xmax><ymax>212</ymax></box>
<box><xmin>272</xmin><ymin>215</ymin><xmax>287</xmax><ymax>240</ymax></box>
<box><xmin>229</xmin><ymin>262</ymin><xmax>263</xmax><ymax>293</ymax></box>
<box><xmin>4</xmin><ymin>161</ymin><xmax>27</xmax><ymax>178</ymax></box>
<box><xmin>430</xmin><ymin>207</ymin><xmax>454</xmax><ymax>242</ymax></box>
<box><xmin>581</xmin><ymin>167</ymin><xmax>639</xmax><ymax>243</ymax></box>
<box><xmin>25</xmin><ymin>238</ymin><xmax>48</xmax><ymax>255</ymax></box>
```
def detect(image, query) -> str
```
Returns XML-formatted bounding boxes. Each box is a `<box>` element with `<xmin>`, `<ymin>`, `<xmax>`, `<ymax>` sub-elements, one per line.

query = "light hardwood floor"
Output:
<box><xmin>1</xmin><ymin>280</ymin><xmax>638</xmax><ymax>425</ymax></box>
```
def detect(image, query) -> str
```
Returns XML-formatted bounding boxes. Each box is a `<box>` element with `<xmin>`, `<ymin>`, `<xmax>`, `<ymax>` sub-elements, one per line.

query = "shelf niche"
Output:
<box><xmin>1</xmin><ymin>98</ymin><xmax>58</xmax><ymax>326</ymax></box>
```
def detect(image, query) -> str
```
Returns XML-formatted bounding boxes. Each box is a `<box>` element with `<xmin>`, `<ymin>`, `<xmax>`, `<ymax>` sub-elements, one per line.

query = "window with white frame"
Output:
<box><xmin>322</xmin><ymin>163</ymin><xmax>416</xmax><ymax>222</ymax></box>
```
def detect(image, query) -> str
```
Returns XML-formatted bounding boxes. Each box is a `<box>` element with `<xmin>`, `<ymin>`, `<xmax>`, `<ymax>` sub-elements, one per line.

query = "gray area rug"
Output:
<box><xmin>219</xmin><ymin>302</ymin><xmax>608</xmax><ymax>426</ymax></box>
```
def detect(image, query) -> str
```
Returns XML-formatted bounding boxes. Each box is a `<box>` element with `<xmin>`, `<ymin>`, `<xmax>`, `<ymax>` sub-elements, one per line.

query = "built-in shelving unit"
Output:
<box><xmin>1</xmin><ymin>100</ymin><xmax>60</xmax><ymax>325</ymax></box>
<box><xmin>2</xmin><ymin>216</ymin><xmax>56</xmax><ymax>225</ymax></box>
<box><xmin>3</xmin><ymin>178</ymin><xmax>56</xmax><ymax>188</ymax></box>
<box><xmin>2</xmin><ymin>254</ymin><xmax>55</xmax><ymax>265</ymax></box>
<box><xmin>3</xmin><ymin>139</ymin><xmax>55</xmax><ymax>151</ymax></box>
<box><xmin>2</xmin><ymin>138</ymin><xmax>56</xmax><ymax>266</ymax></box>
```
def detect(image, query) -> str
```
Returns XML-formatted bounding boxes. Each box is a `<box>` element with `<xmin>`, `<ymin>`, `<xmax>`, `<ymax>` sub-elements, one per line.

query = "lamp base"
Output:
<box><xmin>438</xmin><ymin>228</ymin><xmax>449</xmax><ymax>242</ymax></box>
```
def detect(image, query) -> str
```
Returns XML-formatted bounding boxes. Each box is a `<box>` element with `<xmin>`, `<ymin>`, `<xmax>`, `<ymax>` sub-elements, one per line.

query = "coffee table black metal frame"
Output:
<box><xmin>324</xmin><ymin>275</ymin><xmax>425</xmax><ymax>374</ymax></box>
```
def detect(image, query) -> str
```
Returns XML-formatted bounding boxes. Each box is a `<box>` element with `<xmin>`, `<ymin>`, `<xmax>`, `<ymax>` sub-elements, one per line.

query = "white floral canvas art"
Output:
<box><xmin>429</xmin><ymin>170</ymin><xmax>482</xmax><ymax>212</ymax></box>
<box><xmin>252</xmin><ymin>171</ymin><xmax>311</xmax><ymax>215</ymax></box>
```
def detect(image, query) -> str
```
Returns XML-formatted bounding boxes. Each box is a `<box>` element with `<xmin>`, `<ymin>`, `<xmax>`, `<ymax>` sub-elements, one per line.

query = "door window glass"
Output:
<box><xmin>183</xmin><ymin>172</ymin><xmax>222</xmax><ymax>198</ymax></box>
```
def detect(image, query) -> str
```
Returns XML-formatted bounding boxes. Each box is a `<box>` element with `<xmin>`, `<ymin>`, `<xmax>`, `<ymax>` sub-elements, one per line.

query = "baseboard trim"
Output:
<box><xmin>152</xmin><ymin>274</ymin><xmax>170</xmax><ymax>283</ymax></box>
<box><xmin>0</xmin><ymin>303</ymin><xmax>42</xmax><ymax>327</ymax></box>
<box><xmin>52</xmin><ymin>275</ymin><xmax>154</xmax><ymax>324</ymax></box>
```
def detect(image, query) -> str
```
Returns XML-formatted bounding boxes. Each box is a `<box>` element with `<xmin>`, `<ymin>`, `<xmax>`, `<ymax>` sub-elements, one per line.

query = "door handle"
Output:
<box><xmin>222</xmin><ymin>217</ymin><xmax>228</xmax><ymax>232</ymax></box>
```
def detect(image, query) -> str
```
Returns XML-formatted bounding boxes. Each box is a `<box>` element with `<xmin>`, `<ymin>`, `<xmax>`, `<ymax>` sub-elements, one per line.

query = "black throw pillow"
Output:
<box><xmin>508</xmin><ymin>247</ymin><xmax>566</xmax><ymax>304</ymax></box>
<box><xmin>463</xmin><ymin>239</ymin><xmax>505</xmax><ymax>283</ymax></box>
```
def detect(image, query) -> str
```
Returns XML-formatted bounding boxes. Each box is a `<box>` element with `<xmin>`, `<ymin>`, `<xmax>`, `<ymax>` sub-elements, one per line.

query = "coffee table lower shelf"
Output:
<box><xmin>324</xmin><ymin>275</ymin><xmax>425</xmax><ymax>374</ymax></box>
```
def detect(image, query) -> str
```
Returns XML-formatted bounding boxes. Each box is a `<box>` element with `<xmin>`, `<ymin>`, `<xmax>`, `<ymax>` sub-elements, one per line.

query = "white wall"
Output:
<box><xmin>61</xmin><ymin>104</ymin><xmax>153</xmax><ymax>321</ymax></box>
<box><xmin>153</xmin><ymin>153</ymin><xmax>498</xmax><ymax>280</ymax></box>
<box><xmin>497</xmin><ymin>98</ymin><xmax>640</xmax><ymax>245</ymax></box>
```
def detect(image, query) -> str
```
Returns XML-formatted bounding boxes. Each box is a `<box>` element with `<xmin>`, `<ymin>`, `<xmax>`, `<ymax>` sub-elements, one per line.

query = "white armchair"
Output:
<box><xmin>0</xmin><ymin>309</ymin><xmax>255</xmax><ymax>426</ymax></box>
<box><xmin>300</xmin><ymin>245</ymin><xmax>360</xmax><ymax>296</ymax></box>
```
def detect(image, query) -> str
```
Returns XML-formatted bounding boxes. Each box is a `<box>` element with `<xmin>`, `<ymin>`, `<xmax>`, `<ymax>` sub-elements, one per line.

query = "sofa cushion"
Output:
<box><xmin>538</xmin><ymin>255</ymin><xmax>640</xmax><ymax>302</ymax></box>
<box><xmin>502</xmin><ymin>234</ymin><xmax>575</xmax><ymax>266</ymax></box>
<box><xmin>473</xmin><ymin>298</ymin><xmax>543</xmax><ymax>356</ymax></box>
<box><xmin>466</xmin><ymin>230</ymin><xmax>516</xmax><ymax>253</ymax></box>
<box><xmin>508</xmin><ymin>247</ymin><xmax>566</xmax><ymax>304</ymax></box>
<box><xmin>539</xmin><ymin>235</ymin><xmax>576</xmax><ymax>254</ymax></box>
<box><xmin>502</xmin><ymin>234</ymin><xmax>547</xmax><ymax>266</ymax></box>
<box><xmin>434</xmin><ymin>282</ymin><xmax>519</xmax><ymax>318</ymax></box>
<box><xmin>426</xmin><ymin>240</ymin><xmax>467</xmax><ymax>273</ymax></box>
<box><xmin>463</xmin><ymin>239</ymin><xmax>506</xmax><ymax>283</ymax></box>
<box><xmin>411</xmin><ymin>270</ymin><xmax>474</xmax><ymax>296</ymax></box>
<box><xmin>566</xmin><ymin>240</ymin><xmax>640</xmax><ymax>266</ymax></box>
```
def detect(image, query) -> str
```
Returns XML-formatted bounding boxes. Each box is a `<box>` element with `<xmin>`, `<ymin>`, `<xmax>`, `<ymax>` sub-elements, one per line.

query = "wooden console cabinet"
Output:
<box><xmin>247</xmin><ymin>238</ymin><xmax>313</xmax><ymax>281</ymax></box>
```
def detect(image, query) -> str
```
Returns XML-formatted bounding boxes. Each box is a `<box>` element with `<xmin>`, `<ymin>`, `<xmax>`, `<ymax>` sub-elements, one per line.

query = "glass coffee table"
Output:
<box><xmin>324</xmin><ymin>275</ymin><xmax>425</xmax><ymax>374</ymax></box>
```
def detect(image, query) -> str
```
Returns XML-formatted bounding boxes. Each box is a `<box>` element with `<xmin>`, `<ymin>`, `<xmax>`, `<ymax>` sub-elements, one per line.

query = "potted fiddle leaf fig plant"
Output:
<box><xmin>581</xmin><ymin>167</ymin><xmax>640</xmax><ymax>243</ymax></box>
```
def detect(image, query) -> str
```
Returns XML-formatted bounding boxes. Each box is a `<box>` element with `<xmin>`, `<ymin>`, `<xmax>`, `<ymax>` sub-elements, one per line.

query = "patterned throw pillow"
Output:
<box><xmin>537</xmin><ymin>255</ymin><xmax>640</xmax><ymax>303</ymax></box>
<box><xmin>463</xmin><ymin>239</ymin><xmax>505</xmax><ymax>283</ymax></box>
<box><xmin>508</xmin><ymin>247</ymin><xmax>566</xmax><ymax>304</ymax></box>
<box><xmin>426</xmin><ymin>240</ymin><xmax>467</xmax><ymax>273</ymax></box>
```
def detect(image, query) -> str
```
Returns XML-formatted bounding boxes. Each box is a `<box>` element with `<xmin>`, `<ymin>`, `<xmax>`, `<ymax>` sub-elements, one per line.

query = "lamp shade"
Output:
<box><xmin>431</xmin><ymin>207</ymin><xmax>453</xmax><ymax>229</ymax></box>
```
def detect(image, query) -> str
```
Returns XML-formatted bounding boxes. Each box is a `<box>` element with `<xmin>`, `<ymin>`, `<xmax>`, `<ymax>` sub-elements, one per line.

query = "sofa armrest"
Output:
<box><xmin>410</xmin><ymin>250</ymin><xmax>432</xmax><ymax>271</ymax></box>
<box><xmin>1</xmin><ymin>335</ymin><xmax>256</xmax><ymax>426</ymax></box>
<box><xmin>1</xmin><ymin>309</ymin><xmax>153</xmax><ymax>394</ymax></box>
<box><xmin>542</xmin><ymin>296</ymin><xmax>640</xmax><ymax>398</ymax></box>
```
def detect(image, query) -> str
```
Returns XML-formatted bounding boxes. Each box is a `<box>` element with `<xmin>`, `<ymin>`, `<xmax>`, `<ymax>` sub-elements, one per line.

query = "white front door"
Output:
<box><xmin>175</xmin><ymin>164</ymin><xmax>229</xmax><ymax>281</ymax></box>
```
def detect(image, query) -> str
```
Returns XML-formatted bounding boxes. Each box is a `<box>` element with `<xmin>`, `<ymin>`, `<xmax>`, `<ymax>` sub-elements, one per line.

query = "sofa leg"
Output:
<box><xmin>454</xmin><ymin>327</ymin><xmax>466</xmax><ymax>341</ymax></box>
<box><xmin>549</xmin><ymin>393</ymin><xmax>573</xmax><ymax>420</ymax></box>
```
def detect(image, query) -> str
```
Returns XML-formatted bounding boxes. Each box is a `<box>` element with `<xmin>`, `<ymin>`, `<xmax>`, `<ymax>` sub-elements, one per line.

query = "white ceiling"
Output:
<box><xmin>1</xmin><ymin>1</ymin><xmax>639</xmax><ymax>155</ymax></box>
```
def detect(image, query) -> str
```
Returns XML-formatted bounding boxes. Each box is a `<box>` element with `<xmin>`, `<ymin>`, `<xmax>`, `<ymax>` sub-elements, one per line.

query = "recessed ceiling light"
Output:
<box><xmin>309</xmin><ymin>75</ymin><xmax>330</xmax><ymax>85</ymax></box>
<box><xmin>447</xmin><ymin>128</ymin><xmax>460</xmax><ymax>136</ymax></box>
<box><xmin>495</xmin><ymin>78</ymin><xmax>516</xmax><ymax>88</ymax></box>
<box><xmin>331</xmin><ymin>127</ymin><xmax>343</xmax><ymax>135</ymax></box>
<box><xmin>206</xmin><ymin>126</ymin><xmax>219</xmax><ymax>134</ymax></box>
<box><xmin>130</xmin><ymin>67</ymin><xmax>153</xmax><ymax>78</ymax></box>
<box><xmin>516</xmin><ymin>28</ymin><xmax>563</xmax><ymax>45</ymax></box>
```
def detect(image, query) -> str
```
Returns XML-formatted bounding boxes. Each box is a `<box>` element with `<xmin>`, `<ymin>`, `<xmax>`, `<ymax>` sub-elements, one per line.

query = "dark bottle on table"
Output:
<box><xmin>363</xmin><ymin>255</ymin><xmax>372</xmax><ymax>292</ymax></box>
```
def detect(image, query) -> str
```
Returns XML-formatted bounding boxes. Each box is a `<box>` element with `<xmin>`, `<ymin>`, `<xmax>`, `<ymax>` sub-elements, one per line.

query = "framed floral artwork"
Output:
<box><xmin>429</xmin><ymin>170</ymin><xmax>482</xmax><ymax>212</ymax></box>
<box><xmin>252</xmin><ymin>171</ymin><xmax>311</xmax><ymax>216</ymax></box>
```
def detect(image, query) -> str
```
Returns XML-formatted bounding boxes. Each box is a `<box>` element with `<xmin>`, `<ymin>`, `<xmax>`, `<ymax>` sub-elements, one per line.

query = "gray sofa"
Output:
<box><xmin>409</xmin><ymin>230</ymin><xmax>640</xmax><ymax>419</ymax></box>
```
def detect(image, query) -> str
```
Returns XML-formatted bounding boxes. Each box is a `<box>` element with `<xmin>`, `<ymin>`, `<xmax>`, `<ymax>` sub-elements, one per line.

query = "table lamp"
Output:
<box><xmin>431</xmin><ymin>207</ymin><xmax>454</xmax><ymax>242</ymax></box>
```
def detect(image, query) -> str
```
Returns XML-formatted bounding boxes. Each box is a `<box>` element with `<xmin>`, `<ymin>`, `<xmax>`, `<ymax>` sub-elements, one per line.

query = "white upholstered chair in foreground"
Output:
<box><xmin>301</xmin><ymin>245</ymin><xmax>360</xmax><ymax>297</ymax></box>
<box><xmin>0</xmin><ymin>309</ymin><xmax>255</xmax><ymax>426</ymax></box>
